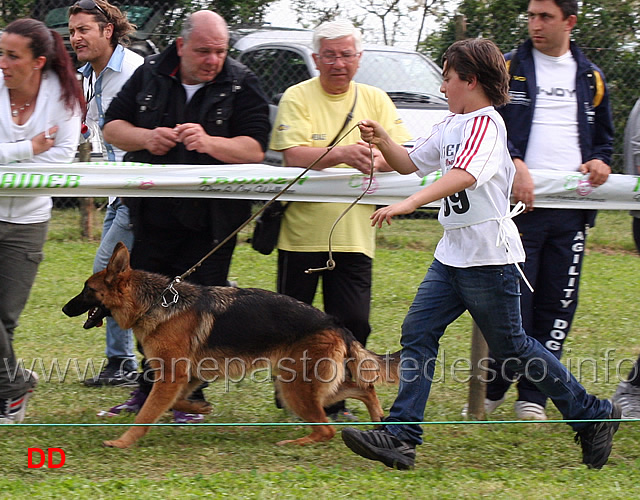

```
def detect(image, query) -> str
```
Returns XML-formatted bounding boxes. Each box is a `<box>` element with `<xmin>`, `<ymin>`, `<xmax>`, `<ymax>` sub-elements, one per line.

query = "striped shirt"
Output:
<box><xmin>409</xmin><ymin>106</ymin><xmax>525</xmax><ymax>267</ymax></box>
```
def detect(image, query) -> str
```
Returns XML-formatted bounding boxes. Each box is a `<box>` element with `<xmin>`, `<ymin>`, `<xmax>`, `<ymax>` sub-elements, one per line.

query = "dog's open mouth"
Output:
<box><xmin>84</xmin><ymin>305</ymin><xmax>110</xmax><ymax>329</ymax></box>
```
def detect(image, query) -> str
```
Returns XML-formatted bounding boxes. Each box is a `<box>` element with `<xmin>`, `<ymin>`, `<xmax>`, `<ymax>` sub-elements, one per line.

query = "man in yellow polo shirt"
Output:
<box><xmin>270</xmin><ymin>19</ymin><xmax>411</xmax><ymax>421</ymax></box>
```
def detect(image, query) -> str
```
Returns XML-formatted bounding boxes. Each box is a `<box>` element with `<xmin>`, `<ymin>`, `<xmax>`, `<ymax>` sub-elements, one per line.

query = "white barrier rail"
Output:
<box><xmin>2</xmin><ymin>162</ymin><xmax>639</xmax><ymax>210</ymax></box>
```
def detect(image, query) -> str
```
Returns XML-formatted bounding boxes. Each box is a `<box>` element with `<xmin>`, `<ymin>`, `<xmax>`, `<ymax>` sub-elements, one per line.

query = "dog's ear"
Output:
<box><xmin>105</xmin><ymin>241</ymin><xmax>131</xmax><ymax>285</ymax></box>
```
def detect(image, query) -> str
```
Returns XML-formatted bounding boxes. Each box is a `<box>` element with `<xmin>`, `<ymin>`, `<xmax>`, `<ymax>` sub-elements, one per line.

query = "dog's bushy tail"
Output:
<box><xmin>346</xmin><ymin>340</ymin><xmax>401</xmax><ymax>387</ymax></box>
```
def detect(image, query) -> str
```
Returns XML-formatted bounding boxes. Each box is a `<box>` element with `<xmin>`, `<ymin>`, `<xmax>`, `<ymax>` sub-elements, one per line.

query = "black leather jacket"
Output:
<box><xmin>105</xmin><ymin>42</ymin><xmax>271</xmax><ymax>243</ymax></box>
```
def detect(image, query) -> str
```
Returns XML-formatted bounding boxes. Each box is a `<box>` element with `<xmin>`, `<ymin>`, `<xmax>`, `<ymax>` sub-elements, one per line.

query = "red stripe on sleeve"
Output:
<box><xmin>455</xmin><ymin>116</ymin><xmax>489</xmax><ymax>170</ymax></box>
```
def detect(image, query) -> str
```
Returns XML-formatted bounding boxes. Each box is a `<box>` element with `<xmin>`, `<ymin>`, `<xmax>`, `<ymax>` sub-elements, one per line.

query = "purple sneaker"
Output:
<box><xmin>173</xmin><ymin>410</ymin><xmax>204</xmax><ymax>424</ymax></box>
<box><xmin>97</xmin><ymin>389</ymin><xmax>147</xmax><ymax>417</ymax></box>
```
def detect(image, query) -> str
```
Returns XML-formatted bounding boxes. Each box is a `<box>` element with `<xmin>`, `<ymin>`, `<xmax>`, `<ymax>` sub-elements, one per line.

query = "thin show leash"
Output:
<box><xmin>160</xmin><ymin>122</ymin><xmax>373</xmax><ymax>307</ymax></box>
<box><xmin>305</xmin><ymin>144</ymin><xmax>375</xmax><ymax>273</ymax></box>
<box><xmin>18</xmin><ymin>416</ymin><xmax>632</xmax><ymax>427</ymax></box>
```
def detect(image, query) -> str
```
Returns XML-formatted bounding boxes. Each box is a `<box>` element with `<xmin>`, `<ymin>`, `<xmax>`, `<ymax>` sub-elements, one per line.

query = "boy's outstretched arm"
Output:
<box><xmin>371</xmin><ymin>167</ymin><xmax>476</xmax><ymax>227</ymax></box>
<box><xmin>359</xmin><ymin>120</ymin><xmax>417</xmax><ymax>174</ymax></box>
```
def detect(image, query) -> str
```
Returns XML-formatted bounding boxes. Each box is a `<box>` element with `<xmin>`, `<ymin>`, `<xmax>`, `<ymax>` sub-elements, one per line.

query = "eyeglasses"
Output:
<box><xmin>318</xmin><ymin>52</ymin><xmax>360</xmax><ymax>65</ymax></box>
<box><xmin>74</xmin><ymin>0</ymin><xmax>109</xmax><ymax>20</ymax></box>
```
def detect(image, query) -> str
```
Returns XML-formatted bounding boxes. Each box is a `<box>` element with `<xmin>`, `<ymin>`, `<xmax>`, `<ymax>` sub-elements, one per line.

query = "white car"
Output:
<box><xmin>232</xmin><ymin>29</ymin><xmax>449</xmax><ymax>165</ymax></box>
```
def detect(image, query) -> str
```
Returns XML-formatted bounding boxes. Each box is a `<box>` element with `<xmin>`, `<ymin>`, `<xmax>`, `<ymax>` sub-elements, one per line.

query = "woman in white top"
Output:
<box><xmin>0</xmin><ymin>18</ymin><xmax>83</xmax><ymax>423</ymax></box>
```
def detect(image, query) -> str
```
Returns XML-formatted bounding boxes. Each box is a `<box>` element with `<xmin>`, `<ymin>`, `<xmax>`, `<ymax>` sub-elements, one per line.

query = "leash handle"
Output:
<box><xmin>306</xmin><ymin>141</ymin><xmax>376</xmax><ymax>274</ymax></box>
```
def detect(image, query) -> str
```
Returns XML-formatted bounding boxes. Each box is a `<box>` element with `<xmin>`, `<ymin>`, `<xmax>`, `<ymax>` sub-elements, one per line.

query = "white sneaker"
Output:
<box><xmin>612</xmin><ymin>380</ymin><xmax>640</xmax><ymax>419</ymax></box>
<box><xmin>514</xmin><ymin>400</ymin><xmax>547</xmax><ymax>420</ymax></box>
<box><xmin>461</xmin><ymin>396</ymin><xmax>506</xmax><ymax>418</ymax></box>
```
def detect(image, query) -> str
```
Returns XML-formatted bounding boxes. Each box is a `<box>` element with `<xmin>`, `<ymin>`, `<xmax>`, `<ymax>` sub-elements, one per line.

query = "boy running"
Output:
<box><xmin>341</xmin><ymin>38</ymin><xmax>620</xmax><ymax>470</ymax></box>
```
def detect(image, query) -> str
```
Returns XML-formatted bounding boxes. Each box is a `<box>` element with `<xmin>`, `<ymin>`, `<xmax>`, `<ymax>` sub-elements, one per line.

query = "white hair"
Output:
<box><xmin>312</xmin><ymin>20</ymin><xmax>363</xmax><ymax>53</ymax></box>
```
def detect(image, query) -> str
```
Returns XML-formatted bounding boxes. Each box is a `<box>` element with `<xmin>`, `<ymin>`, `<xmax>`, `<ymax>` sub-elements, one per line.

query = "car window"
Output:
<box><xmin>241</xmin><ymin>48</ymin><xmax>311</xmax><ymax>104</ymax></box>
<box><xmin>117</xmin><ymin>6</ymin><xmax>155</xmax><ymax>27</ymax></box>
<box><xmin>356</xmin><ymin>50</ymin><xmax>442</xmax><ymax>96</ymax></box>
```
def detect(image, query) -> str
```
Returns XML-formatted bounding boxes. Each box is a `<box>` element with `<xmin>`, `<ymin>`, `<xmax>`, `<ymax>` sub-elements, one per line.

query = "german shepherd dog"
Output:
<box><xmin>63</xmin><ymin>242</ymin><xmax>399</xmax><ymax>449</ymax></box>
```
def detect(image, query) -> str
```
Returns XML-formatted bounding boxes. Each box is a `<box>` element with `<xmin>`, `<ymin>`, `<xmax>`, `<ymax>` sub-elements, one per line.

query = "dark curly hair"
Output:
<box><xmin>68</xmin><ymin>0</ymin><xmax>136</xmax><ymax>48</ymax></box>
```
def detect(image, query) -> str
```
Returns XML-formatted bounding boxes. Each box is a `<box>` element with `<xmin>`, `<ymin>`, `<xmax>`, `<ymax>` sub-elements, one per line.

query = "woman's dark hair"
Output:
<box><xmin>4</xmin><ymin>18</ymin><xmax>85</xmax><ymax>116</ymax></box>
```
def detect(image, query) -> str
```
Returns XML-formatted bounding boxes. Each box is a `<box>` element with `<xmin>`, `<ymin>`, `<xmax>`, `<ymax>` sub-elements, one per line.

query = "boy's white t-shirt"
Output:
<box><xmin>409</xmin><ymin>106</ymin><xmax>525</xmax><ymax>267</ymax></box>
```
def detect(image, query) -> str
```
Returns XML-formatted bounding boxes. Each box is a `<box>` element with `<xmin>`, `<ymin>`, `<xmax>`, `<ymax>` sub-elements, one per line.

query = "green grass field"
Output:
<box><xmin>1</xmin><ymin>208</ymin><xmax>639</xmax><ymax>499</ymax></box>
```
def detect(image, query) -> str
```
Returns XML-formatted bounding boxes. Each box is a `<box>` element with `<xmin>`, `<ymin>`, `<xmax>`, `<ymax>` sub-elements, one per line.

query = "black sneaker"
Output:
<box><xmin>341</xmin><ymin>427</ymin><xmax>416</xmax><ymax>470</ymax></box>
<box><xmin>83</xmin><ymin>358</ymin><xmax>138</xmax><ymax>387</ymax></box>
<box><xmin>612</xmin><ymin>381</ymin><xmax>640</xmax><ymax>419</ymax></box>
<box><xmin>328</xmin><ymin>408</ymin><xmax>358</xmax><ymax>422</ymax></box>
<box><xmin>574</xmin><ymin>402</ymin><xmax>622</xmax><ymax>469</ymax></box>
<box><xmin>1</xmin><ymin>370</ymin><xmax>38</xmax><ymax>424</ymax></box>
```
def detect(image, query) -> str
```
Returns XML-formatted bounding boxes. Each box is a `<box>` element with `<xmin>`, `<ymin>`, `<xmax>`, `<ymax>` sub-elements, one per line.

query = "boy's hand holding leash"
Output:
<box><xmin>359</xmin><ymin>119</ymin><xmax>392</xmax><ymax>148</ymax></box>
<box><xmin>360</xmin><ymin>119</ymin><xmax>423</xmax><ymax>227</ymax></box>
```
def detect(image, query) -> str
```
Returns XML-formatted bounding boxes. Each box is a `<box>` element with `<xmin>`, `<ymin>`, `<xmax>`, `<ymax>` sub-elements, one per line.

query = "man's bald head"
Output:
<box><xmin>177</xmin><ymin>10</ymin><xmax>229</xmax><ymax>85</ymax></box>
<box><xmin>181</xmin><ymin>10</ymin><xmax>228</xmax><ymax>43</ymax></box>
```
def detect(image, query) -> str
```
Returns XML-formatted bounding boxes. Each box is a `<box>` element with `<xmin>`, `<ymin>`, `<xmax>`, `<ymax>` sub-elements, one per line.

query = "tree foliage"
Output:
<box><xmin>422</xmin><ymin>0</ymin><xmax>640</xmax><ymax>172</ymax></box>
<box><xmin>290</xmin><ymin>0</ymin><xmax>345</xmax><ymax>27</ymax></box>
<box><xmin>150</xmin><ymin>0</ymin><xmax>279</xmax><ymax>45</ymax></box>
<box><xmin>131</xmin><ymin>0</ymin><xmax>280</xmax><ymax>51</ymax></box>
<box><xmin>290</xmin><ymin>0</ymin><xmax>444</xmax><ymax>46</ymax></box>
<box><xmin>0</xmin><ymin>0</ymin><xmax>32</xmax><ymax>25</ymax></box>
<box><xmin>202</xmin><ymin>0</ymin><xmax>275</xmax><ymax>25</ymax></box>
<box><xmin>421</xmin><ymin>0</ymin><xmax>528</xmax><ymax>61</ymax></box>
<box><xmin>1</xmin><ymin>0</ymin><xmax>279</xmax><ymax>30</ymax></box>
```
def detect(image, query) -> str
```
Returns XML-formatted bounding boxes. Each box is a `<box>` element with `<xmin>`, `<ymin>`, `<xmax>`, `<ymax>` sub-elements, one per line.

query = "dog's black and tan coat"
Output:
<box><xmin>63</xmin><ymin>242</ymin><xmax>399</xmax><ymax>448</ymax></box>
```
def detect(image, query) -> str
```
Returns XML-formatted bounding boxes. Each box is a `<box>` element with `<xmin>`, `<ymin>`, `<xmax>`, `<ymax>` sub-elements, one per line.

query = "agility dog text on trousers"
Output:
<box><xmin>63</xmin><ymin>242</ymin><xmax>400</xmax><ymax>449</ymax></box>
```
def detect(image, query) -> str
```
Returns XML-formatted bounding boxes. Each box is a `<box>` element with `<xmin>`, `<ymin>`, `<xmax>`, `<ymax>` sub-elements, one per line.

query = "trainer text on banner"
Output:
<box><xmin>0</xmin><ymin>163</ymin><xmax>638</xmax><ymax>210</ymax></box>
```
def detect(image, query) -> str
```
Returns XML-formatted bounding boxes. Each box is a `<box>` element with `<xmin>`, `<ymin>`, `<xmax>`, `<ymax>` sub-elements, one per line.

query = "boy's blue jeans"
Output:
<box><xmin>384</xmin><ymin>259</ymin><xmax>612</xmax><ymax>446</ymax></box>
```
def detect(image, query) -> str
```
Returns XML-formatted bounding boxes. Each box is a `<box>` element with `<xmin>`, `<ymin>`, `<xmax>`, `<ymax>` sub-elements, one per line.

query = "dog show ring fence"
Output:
<box><xmin>2</xmin><ymin>161</ymin><xmax>639</xmax><ymax>423</ymax></box>
<box><xmin>2</xmin><ymin>163</ymin><xmax>639</xmax><ymax>208</ymax></box>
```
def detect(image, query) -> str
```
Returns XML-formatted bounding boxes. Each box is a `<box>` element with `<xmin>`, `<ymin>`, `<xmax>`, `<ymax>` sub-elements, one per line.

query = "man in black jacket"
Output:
<box><xmin>104</xmin><ymin>10</ymin><xmax>270</xmax><ymax>283</ymax></box>
<box><xmin>101</xmin><ymin>10</ymin><xmax>271</xmax><ymax>421</ymax></box>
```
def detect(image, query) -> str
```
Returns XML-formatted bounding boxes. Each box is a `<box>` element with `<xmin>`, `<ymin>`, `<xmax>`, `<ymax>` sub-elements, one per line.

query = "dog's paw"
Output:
<box><xmin>102</xmin><ymin>439</ymin><xmax>131</xmax><ymax>449</ymax></box>
<box><xmin>276</xmin><ymin>438</ymin><xmax>294</xmax><ymax>446</ymax></box>
<box><xmin>276</xmin><ymin>437</ymin><xmax>314</xmax><ymax>446</ymax></box>
<box><xmin>198</xmin><ymin>402</ymin><xmax>213</xmax><ymax>414</ymax></box>
<box><xmin>172</xmin><ymin>399</ymin><xmax>212</xmax><ymax>414</ymax></box>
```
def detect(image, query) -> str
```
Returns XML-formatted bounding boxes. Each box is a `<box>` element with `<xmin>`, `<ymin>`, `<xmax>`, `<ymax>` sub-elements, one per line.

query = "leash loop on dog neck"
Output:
<box><xmin>161</xmin><ymin>277</ymin><xmax>181</xmax><ymax>307</ymax></box>
<box><xmin>306</xmin><ymin>140</ymin><xmax>376</xmax><ymax>274</ymax></box>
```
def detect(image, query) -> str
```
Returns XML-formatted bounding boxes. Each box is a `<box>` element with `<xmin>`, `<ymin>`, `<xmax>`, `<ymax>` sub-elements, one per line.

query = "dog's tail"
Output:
<box><xmin>346</xmin><ymin>339</ymin><xmax>401</xmax><ymax>387</ymax></box>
